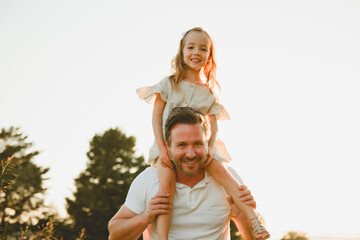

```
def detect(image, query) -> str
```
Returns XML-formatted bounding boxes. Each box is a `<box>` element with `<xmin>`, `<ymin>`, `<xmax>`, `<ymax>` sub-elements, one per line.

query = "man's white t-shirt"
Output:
<box><xmin>124</xmin><ymin>166</ymin><xmax>244</xmax><ymax>240</ymax></box>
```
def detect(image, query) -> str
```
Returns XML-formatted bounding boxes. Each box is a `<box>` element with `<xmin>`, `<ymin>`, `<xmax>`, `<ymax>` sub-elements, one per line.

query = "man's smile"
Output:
<box><xmin>181</xmin><ymin>157</ymin><xmax>201</xmax><ymax>165</ymax></box>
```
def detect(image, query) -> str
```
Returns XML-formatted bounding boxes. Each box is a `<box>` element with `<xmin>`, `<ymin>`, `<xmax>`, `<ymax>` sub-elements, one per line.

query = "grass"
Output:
<box><xmin>17</xmin><ymin>218</ymin><xmax>86</xmax><ymax>240</ymax></box>
<box><xmin>0</xmin><ymin>156</ymin><xmax>17</xmax><ymax>194</ymax></box>
<box><xmin>1</xmin><ymin>157</ymin><xmax>85</xmax><ymax>240</ymax></box>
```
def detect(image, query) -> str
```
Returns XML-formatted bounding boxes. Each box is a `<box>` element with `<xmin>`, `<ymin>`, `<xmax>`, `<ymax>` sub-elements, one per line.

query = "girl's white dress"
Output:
<box><xmin>136</xmin><ymin>77</ymin><xmax>231</xmax><ymax>164</ymax></box>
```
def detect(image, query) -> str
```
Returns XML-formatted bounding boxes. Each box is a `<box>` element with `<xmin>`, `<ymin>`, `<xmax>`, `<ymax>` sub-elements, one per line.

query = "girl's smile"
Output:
<box><xmin>182</xmin><ymin>31</ymin><xmax>211</xmax><ymax>71</ymax></box>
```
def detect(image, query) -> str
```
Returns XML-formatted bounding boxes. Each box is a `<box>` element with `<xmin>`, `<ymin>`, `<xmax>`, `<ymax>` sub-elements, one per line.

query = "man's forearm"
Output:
<box><xmin>108</xmin><ymin>212</ymin><xmax>150</xmax><ymax>240</ymax></box>
<box><xmin>231</xmin><ymin>215</ymin><xmax>253</xmax><ymax>240</ymax></box>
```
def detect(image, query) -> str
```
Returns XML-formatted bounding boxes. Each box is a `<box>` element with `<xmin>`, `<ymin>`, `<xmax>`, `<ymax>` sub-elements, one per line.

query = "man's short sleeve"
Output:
<box><xmin>227</xmin><ymin>165</ymin><xmax>244</xmax><ymax>185</ymax></box>
<box><xmin>124</xmin><ymin>167</ymin><xmax>154</xmax><ymax>214</ymax></box>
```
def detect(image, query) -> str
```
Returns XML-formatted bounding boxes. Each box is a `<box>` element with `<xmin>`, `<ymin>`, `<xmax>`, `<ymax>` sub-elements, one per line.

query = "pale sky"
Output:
<box><xmin>1</xmin><ymin>0</ymin><xmax>359</xmax><ymax>238</ymax></box>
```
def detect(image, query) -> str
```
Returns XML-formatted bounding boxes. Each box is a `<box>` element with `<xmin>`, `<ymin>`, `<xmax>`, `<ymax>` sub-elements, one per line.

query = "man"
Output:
<box><xmin>108</xmin><ymin>107</ymin><xmax>257</xmax><ymax>240</ymax></box>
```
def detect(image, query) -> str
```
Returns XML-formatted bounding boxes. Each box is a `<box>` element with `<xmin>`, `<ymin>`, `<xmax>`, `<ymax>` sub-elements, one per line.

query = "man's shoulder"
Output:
<box><xmin>135</xmin><ymin>166</ymin><xmax>158</xmax><ymax>181</ymax></box>
<box><xmin>124</xmin><ymin>167</ymin><xmax>158</xmax><ymax>215</ymax></box>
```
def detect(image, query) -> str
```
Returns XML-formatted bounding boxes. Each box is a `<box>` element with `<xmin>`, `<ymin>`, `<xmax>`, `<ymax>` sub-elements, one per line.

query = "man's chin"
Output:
<box><xmin>182</xmin><ymin>170</ymin><xmax>199</xmax><ymax>177</ymax></box>
<box><xmin>181</xmin><ymin>163</ymin><xmax>204</xmax><ymax>176</ymax></box>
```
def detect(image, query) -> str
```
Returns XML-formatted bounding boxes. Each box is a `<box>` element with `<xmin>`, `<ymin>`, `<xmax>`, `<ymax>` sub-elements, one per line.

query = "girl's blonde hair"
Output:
<box><xmin>169</xmin><ymin>27</ymin><xmax>220</xmax><ymax>92</ymax></box>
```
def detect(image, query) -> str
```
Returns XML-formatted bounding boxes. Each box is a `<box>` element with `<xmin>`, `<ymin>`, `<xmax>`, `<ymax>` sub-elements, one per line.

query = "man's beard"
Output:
<box><xmin>172</xmin><ymin>155</ymin><xmax>207</xmax><ymax>176</ymax></box>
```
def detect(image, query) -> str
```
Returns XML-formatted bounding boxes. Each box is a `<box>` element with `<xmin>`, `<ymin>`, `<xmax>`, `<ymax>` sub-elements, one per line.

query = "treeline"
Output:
<box><xmin>0</xmin><ymin>126</ymin><xmax>308</xmax><ymax>240</ymax></box>
<box><xmin>0</xmin><ymin>127</ymin><xmax>147</xmax><ymax>240</ymax></box>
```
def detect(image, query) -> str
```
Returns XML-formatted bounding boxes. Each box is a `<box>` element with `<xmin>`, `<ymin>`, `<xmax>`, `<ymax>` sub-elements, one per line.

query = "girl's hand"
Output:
<box><xmin>203</xmin><ymin>146</ymin><xmax>214</xmax><ymax>167</ymax></box>
<box><xmin>159</xmin><ymin>149</ymin><xmax>173</xmax><ymax>168</ymax></box>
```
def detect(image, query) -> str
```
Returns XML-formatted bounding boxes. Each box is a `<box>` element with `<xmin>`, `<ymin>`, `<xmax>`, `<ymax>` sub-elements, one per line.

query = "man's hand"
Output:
<box><xmin>227</xmin><ymin>185</ymin><xmax>261</xmax><ymax>240</ymax></box>
<box><xmin>238</xmin><ymin>185</ymin><xmax>256</xmax><ymax>209</ymax></box>
<box><xmin>144</xmin><ymin>193</ymin><xmax>172</xmax><ymax>223</ymax></box>
<box><xmin>227</xmin><ymin>185</ymin><xmax>256</xmax><ymax>216</ymax></box>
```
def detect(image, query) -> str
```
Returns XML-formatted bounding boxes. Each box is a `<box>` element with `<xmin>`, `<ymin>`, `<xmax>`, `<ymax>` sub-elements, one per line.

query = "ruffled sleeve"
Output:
<box><xmin>136</xmin><ymin>77</ymin><xmax>171</xmax><ymax>104</ymax></box>
<box><xmin>207</xmin><ymin>101</ymin><xmax>230</xmax><ymax>121</ymax></box>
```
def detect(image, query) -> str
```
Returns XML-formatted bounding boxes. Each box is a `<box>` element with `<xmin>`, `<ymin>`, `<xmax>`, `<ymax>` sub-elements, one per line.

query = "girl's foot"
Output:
<box><xmin>249</xmin><ymin>215</ymin><xmax>270</xmax><ymax>240</ymax></box>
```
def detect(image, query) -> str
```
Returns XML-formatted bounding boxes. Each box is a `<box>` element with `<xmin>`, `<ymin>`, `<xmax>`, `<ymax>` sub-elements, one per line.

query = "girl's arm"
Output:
<box><xmin>207</xmin><ymin>114</ymin><xmax>218</xmax><ymax>164</ymax></box>
<box><xmin>153</xmin><ymin>93</ymin><xmax>173</xmax><ymax>168</ymax></box>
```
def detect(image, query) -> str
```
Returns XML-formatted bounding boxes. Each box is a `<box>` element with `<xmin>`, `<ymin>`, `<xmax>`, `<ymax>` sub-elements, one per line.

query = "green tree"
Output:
<box><xmin>281</xmin><ymin>231</ymin><xmax>309</xmax><ymax>240</ymax></box>
<box><xmin>230</xmin><ymin>219</ymin><xmax>244</xmax><ymax>240</ymax></box>
<box><xmin>66</xmin><ymin>128</ymin><xmax>148</xmax><ymax>240</ymax></box>
<box><xmin>0</xmin><ymin>127</ymin><xmax>49</xmax><ymax>239</ymax></box>
<box><xmin>0</xmin><ymin>157</ymin><xmax>16</xmax><ymax>194</ymax></box>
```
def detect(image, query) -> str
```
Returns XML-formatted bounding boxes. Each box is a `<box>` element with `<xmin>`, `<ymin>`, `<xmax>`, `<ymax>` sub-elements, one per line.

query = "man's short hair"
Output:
<box><xmin>164</xmin><ymin>107</ymin><xmax>209</xmax><ymax>145</ymax></box>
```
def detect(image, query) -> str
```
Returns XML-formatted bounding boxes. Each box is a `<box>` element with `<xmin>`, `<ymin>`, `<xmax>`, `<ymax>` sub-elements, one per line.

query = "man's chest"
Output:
<box><xmin>171</xmin><ymin>182</ymin><xmax>231</xmax><ymax>228</ymax></box>
<box><xmin>145</xmin><ymin>179</ymin><xmax>231</xmax><ymax>239</ymax></box>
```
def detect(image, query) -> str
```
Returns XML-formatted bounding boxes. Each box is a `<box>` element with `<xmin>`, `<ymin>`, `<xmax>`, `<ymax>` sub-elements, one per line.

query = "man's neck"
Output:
<box><xmin>176</xmin><ymin>170</ymin><xmax>206</xmax><ymax>188</ymax></box>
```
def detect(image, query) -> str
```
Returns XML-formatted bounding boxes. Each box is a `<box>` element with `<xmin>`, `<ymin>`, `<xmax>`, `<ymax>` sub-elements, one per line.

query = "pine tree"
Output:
<box><xmin>66</xmin><ymin>128</ymin><xmax>148</xmax><ymax>240</ymax></box>
<box><xmin>0</xmin><ymin>127</ymin><xmax>49</xmax><ymax>238</ymax></box>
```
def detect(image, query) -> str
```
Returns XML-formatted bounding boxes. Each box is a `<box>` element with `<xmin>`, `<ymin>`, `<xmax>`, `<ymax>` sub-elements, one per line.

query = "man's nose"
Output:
<box><xmin>185</xmin><ymin>146</ymin><xmax>196</xmax><ymax>158</ymax></box>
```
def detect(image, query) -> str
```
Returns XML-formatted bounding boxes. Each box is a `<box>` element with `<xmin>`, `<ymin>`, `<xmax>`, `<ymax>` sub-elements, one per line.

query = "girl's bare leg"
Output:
<box><xmin>206</xmin><ymin>160</ymin><xmax>270</xmax><ymax>240</ymax></box>
<box><xmin>156</xmin><ymin>162</ymin><xmax>176</xmax><ymax>240</ymax></box>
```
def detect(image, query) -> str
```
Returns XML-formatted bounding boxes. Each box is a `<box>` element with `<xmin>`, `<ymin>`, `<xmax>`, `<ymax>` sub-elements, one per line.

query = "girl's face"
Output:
<box><xmin>182</xmin><ymin>31</ymin><xmax>211</xmax><ymax>71</ymax></box>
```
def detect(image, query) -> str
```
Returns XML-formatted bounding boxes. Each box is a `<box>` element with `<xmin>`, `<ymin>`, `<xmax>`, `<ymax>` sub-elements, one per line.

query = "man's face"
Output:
<box><xmin>168</xmin><ymin>123</ymin><xmax>208</xmax><ymax>177</ymax></box>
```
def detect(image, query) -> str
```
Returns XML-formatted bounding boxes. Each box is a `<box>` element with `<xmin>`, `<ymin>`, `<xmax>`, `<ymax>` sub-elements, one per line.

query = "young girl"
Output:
<box><xmin>136</xmin><ymin>27</ymin><xmax>270</xmax><ymax>240</ymax></box>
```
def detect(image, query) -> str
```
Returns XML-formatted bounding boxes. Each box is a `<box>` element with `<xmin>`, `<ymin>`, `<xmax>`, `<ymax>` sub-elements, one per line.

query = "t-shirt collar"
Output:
<box><xmin>176</xmin><ymin>171</ymin><xmax>212</xmax><ymax>189</ymax></box>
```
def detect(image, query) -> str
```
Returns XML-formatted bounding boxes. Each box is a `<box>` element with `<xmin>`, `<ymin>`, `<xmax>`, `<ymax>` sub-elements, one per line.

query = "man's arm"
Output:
<box><xmin>227</xmin><ymin>186</ymin><xmax>259</xmax><ymax>240</ymax></box>
<box><xmin>108</xmin><ymin>193</ymin><xmax>171</xmax><ymax>240</ymax></box>
<box><xmin>230</xmin><ymin>209</ymin><xmax>253</xmax><ymax>240</ymax></box>
<box><xmin>108</xmin><ymin>205</ymin><xmax>148</xmax><ymax>240</ymax></box>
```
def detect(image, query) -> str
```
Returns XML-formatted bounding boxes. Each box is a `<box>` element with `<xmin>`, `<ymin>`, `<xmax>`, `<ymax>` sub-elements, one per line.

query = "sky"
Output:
<box><xmin>1</xmin><ymin>0</ymin><xmax>359</xmax><ymax>238</ymax></box>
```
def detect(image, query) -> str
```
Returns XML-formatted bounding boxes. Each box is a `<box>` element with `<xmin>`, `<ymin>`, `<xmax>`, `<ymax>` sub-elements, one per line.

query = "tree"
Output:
<box><xmin>0</xmin><ymin>127</ymin><xmax>49</xmax><ymax>239</ymax></box>
<box><xmin>281</xmin><ymin>231</ymin><xmax>309</xmax><ymax>240</ymax></box>
<box><xmin>0</xmin><ymin>157</ymin><xmax>16</xmax><ymax>195</ymax></box>
<box><xmin>66</xmin><ymin>128</ymin><xmax>148</xmax><ymax>240</ymax></box>
<box><xmin>230</xmin><ymin>220</ymin><xmax>244</xmax><ymax>240</ymax></box>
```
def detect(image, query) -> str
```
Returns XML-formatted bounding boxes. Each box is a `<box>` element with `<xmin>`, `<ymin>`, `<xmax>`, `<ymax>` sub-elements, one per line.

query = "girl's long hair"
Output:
<box><xmin>169</xmin><ymin>27</ymin><xmax>220</xmax><ymax>93</ymax></box>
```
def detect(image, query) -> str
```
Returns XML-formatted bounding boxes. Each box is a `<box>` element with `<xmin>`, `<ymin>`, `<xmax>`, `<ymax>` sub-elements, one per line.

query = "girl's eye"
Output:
<box><xmin>201</xmin><ymin>48</ymin><xmax>207</xmax><ymax>51</ymax></box>
<box><xmin>188</xmin><ymin>47</ymin><xmax>193</xmax><ymax>49</ymax></box>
